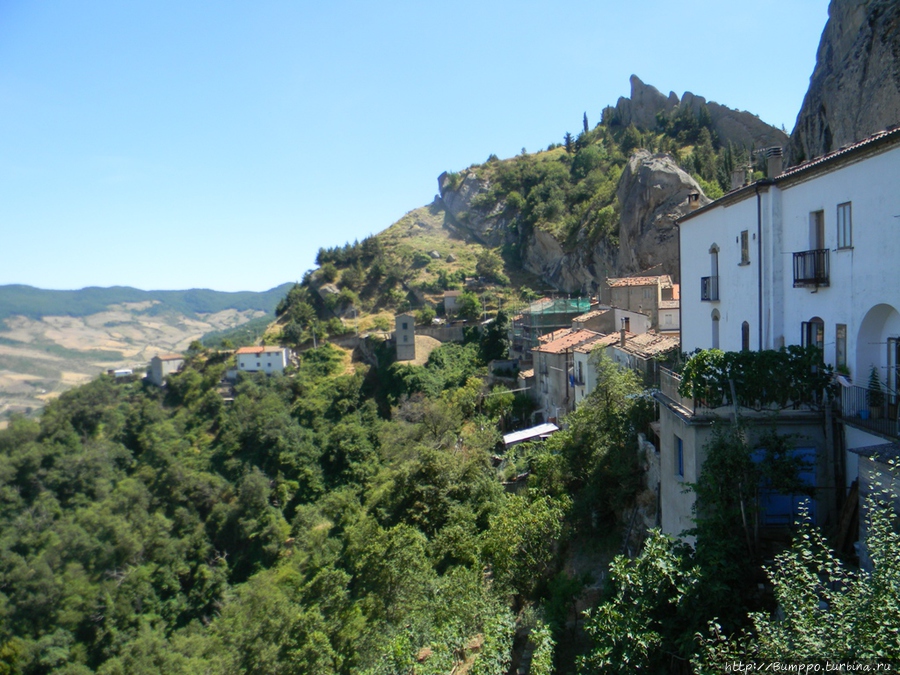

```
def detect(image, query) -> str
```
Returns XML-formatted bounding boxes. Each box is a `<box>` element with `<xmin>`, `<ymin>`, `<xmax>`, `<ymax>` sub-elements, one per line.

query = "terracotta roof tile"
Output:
<box><xmin>573</xmin><ymin>332</ymin><xmax>622</xmax><ymax>353</ymax></box>
<box><xmin>235</xmin><ymin>346</ymin><xmax>286</xmax><ymax>355</ymax></box>
<box><xmin>537</xmin><ymin>328</ymin><xmax>573</xmax><ymax>344</ymax></box>
<box><xmin>573</xmin><ymin>309</ymin><xmax>609</xmax><ymax>322</ymax></box>
<box><xmin>153</xmin><ymin>353</ymin><xmax>183</xmax><ymax>361</ymax></box>
<box><xmin>607</xmin><ymin>275</ymin><xmax>673</xmax><ymax>288</ymax></box>
<box><xmin>533</xmin><ymin>329</ymin><xmax>602</xmax><ymax>355</ymax></box>
<box><xmin>617</xmin><ymin>331</ymin><xmax>680</xmax><ymax>358</ymax></box>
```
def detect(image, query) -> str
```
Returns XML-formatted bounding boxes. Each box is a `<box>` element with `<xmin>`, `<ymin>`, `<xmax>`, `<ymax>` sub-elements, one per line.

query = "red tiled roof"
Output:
<box><xmin>681</xmin><ymin>127</ymin><xmax>900</xmax><ymax>223</ymax></box>
<box><xmin>607</xmin><ymin>275</ymin><xmax>673</xmax><ymax>288</ymax></box>
<box><xmin>537</xmin><ymin>328</ymin><xmax>573</xmax><ymax>344</ymax></box>
<box><xmin>235</xmin><ymin>346</ymin><xmax>286</xmax><ymax>355</ymax></box>
<box><xmin>573</xmin><ymin>332</ymin><xmax>621</xmax><ymax>353</ymax></box>
<box><xmin>618</xmin><ymin>331</ymin><xmax>680</xmax><ymax>358</ymax></box>
<box><xmin>153</xmin><ymin>353</ymin><xmax>183</xmax><ymax>361</ymax></box>
<box><xmin>779</xmin><ymin>126</ymin><xmax>900</xmax><ymax>179</ymax></box>
<box><xmin>573</xmin><ymin>309</ymin><xmax>609</xmax><ymax>322</ymax></box>
<box><xmin>533</xmin><ymin>329</ymin><xmax>601</xmax><ymax>355</ymax></box>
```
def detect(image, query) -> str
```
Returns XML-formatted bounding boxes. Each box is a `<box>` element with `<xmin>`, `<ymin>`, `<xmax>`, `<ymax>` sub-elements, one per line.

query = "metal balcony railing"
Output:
<box><xmin>700</xmin><ymin>275</ymin><xmax>719</xmax><ymax>301</ymax></box>
<box><xmin>793</xmin><ymin>249</ymin><xmax>830</xmax><ymax>287</ymax></box>
<box><xmin>836</xmin><ymin>384</ymin><xmax>900</xmax><ymax>438</ymax></box>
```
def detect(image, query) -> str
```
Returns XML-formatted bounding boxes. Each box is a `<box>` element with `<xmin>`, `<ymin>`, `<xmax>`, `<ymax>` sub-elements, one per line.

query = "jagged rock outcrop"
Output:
<box><xmin>603</xmin><ymin>75</ymin><xmax>789</xmax><ymax>150</ymax></box>
<box><xmin>615</xmin><ymin>151</ymin><xmax>709</xmax><ymax>277</ymax></box>
<box><xmin>790</xmin><ymin>0</ymin><xmax>900</xmax><ymax>163</ymax></box>
<box><xmin>437</xmin><ymin>171</ymin><xmax>513</xmax><ymax>248</ymax></box>
<box><xmin>436</xmin><ymin>150</ymin><xmax>708</xmax><ymax>292</ymax></box>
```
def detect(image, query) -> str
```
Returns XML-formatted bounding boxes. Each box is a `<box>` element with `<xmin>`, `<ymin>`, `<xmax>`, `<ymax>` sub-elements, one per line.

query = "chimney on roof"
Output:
<box><xmin>731</xmin><ymin>167</ymin><xmax>746</xmax><ymax>190</ymax></box>
<box><xmin>619</xmin><ymin>318</ymin><xmax>627</xmax><ymax>348</ymax></box>
<box><xmin>688</xmin><ymin>191</ymin><xmax>701</xmax><ymax>210</ymax></box>
<box><xmin>766</xmin><ymin>146</ymin><xmax>783</xmax><ymax>178</ymax></box>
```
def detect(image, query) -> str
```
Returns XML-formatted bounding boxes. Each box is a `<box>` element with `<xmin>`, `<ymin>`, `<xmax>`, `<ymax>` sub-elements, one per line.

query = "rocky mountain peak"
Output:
<box><xmin>603</xmin><ymin>75</ymin><xmax>789</xmax><ymax>150</ymax></box>
<box><xmin>790</xmin><ymin>0</ymin><xmax>900</xmax><ymax>163</ymax></box>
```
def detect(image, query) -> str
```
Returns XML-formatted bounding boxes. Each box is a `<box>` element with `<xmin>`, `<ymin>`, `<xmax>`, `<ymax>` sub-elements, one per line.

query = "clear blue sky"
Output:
<box><xmin>0</xmin><ymin>1</ymin><xmax>829</xmax><ymax>293</ymax></box>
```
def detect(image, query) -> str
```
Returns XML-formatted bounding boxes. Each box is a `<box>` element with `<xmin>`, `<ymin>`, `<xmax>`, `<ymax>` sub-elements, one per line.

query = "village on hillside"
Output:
<box><xmin>140</xmin><ymin>125</ymin><xmax>900</xmax><ymax>571</ymax></box>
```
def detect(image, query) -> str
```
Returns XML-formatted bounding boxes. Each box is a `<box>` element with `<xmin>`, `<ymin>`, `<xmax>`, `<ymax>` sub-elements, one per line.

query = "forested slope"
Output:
<box><xmin>0</xmin><ymin>329</ymin><xmax>658</xmax><ymax>673</ymax></box>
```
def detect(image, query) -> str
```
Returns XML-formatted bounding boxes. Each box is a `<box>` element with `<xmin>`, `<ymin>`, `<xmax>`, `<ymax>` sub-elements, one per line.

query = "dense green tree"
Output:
<box><xmin>698</xmin><ymin>498</ymin><xmax>900</xmax><ymax>667</ymax></box>
<box><xmin>581</xmin><ymin>530</ymin><xmax>701</xmax><ymax>675</ymax></box>
<box><xmin>415</xmin><ymin>305</ymin><xmax>435</xmax><ymax>326</ymax></box>
<box><xmin>479</xmin><ymin>310</ymin><xmax>510</xmax><ymax>363</ymax></box>
<box><xmin>456</xmin><ymin>292</ymin><xmax>481</xmax><ymax>322</ymax></box>
<box><xmin>482</xmin><ymin>493</ymin><xmax>569</xmax><ymax>598</ymax></box>
<box><xmin>475</xmin><ymin>250</ymin><xmax>508</xmax><ymax>285</ymax></box>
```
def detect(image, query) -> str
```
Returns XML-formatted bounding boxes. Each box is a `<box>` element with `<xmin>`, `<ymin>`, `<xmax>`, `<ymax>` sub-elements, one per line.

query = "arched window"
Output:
<box><xmin>741</xmin><ymin>321</ymin><xmax>750</xmax><ymax>351</ymax></box>
<box><xmin>712</xmin><ymin>309</ymin><xmax>720</xmax><ymax>349</ymax></box>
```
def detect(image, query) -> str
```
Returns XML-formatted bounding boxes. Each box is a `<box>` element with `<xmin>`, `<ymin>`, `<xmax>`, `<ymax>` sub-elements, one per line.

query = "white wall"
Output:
<box><xmin>237</xmin><ymin>349</ymin><xmax>288</xmax><ymax>374</ymax></box>
<box><xmin>659</xmin><ymin>308</ymin><xmax>679</xmax><ymax>332</ymax></box>
<box><xmin>777</xmin><ymin>146</ymin><xmax>900</xmax><ymax>379</ymax></box>
<box><xmin>680</xmin><ymin>195</ymin><xmax>760</xmax><ymax>353</ymax></box>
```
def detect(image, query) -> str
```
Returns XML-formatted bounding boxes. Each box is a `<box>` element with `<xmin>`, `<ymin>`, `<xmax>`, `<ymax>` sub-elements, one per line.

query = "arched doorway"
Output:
<box><xmin>857</xmin><ymin>304</ymin><xmax>900</xmax><ymax>395</ymax></box>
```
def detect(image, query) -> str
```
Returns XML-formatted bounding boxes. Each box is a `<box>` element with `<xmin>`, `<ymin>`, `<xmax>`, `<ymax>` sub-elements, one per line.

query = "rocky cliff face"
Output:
<box><xmin>437</xmin><ymin>171</ymin><xmax>513</xmax><ymax>249</ymax></box>
<box><xmin>603</xmin><ymin>75</ymin><xmax>789</xmax><ymax>150</ymax></box>
<box><xmin>434</xmin><ymin>76</ymin><xmax>787</xmax><ymax>294</ymax></box>
<box><xmin>437</xmin><ymin>151</ymin><xmax>708</xmax><ymax>292</ymax></box>
<box><xmin>615</xmin><ymin>151</ymin><xmax>707</xmax><ymax>277</ymax></box>
<box><xmin>790</xmin><ymin>0</ymin><xmax>900</xmax><ymax>162</ymax></box>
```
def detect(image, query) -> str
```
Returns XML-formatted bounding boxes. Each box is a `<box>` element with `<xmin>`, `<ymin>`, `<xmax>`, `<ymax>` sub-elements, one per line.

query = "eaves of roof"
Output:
<box><xmin>678</xmin><ymin>126</ymin><xmax>900</xmax><ymax>226</ymax></box>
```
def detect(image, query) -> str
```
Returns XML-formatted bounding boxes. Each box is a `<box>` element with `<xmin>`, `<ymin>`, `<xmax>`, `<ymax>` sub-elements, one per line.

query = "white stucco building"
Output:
<box><xmin>659</xmin><ymin>128</ymin><xmax>900</xmax><ymax>541</ymax></box>
<box><xmin>148</xmin><ymin>353</ymin><xmax>184</xmax><ymax>386</ymax></box>
<box><xmin>235</xmin><ymin>346</ymin><xmax>290</xmax><ymax>374</ymax></box>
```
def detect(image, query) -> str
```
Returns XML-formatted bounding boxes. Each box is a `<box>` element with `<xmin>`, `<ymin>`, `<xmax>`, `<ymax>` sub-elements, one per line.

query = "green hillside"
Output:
<box><xmin>0</xmin><ymin>85</ymin><xmax>884</xmax><ymax>675</ymax></box>
<box><xmin>271</xmin><ymin>104</ymin><xmax>767</xmax><ymax>348</ymax></box>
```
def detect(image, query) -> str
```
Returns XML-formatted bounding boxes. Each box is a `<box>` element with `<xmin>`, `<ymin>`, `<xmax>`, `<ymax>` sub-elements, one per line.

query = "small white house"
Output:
<box><xmin>443</xmin><ymin>290</ymin><xmax>462</xmax><ymax>315</ymax></box>
<box><xmin>148</xmin><ymin>354</ymin><xmax>184</xmax><ymax>386</ymax></box>
<box><xmin>235</xmin><ymin>346</ymin><xmax>290</xmax><ymax>374</ymax></box>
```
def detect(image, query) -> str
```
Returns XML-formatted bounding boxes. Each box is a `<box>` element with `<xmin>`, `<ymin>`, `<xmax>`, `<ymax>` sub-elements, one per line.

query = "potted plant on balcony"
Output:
<box><xmin>867</xmin><ymin>365</ymin><xmax>885</xmax><ymax>419</ymax></box>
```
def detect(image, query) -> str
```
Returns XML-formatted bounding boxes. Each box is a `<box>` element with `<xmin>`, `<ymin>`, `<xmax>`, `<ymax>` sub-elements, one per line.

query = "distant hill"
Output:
<box><xmin>0</xmin><ymin>283</ymin><xmax>295</xmax><ymax>321</ymax></box>
<box><xmin>0</xmin><ymin>283</ymin><xmax>293</xmax><ymax>420</ymax></box>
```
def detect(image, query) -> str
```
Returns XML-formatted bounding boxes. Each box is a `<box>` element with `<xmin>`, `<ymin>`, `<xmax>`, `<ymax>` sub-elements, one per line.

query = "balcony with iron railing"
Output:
<box><xmin>835</xmin><ymin>383</ymin><xmax>900</xmax><ymax>439</ymax></box>
<box><xmin>656</xmin><ymin>366</ymin><xmax>831</xmax><ymax>419</ymax></box>
<box><xmin>793</xmin><ymin>248</ymin><xmax>830</xmax><ymax>287</ymax></box>
<box><xmin>700</xmin><ymin>275</ymin><xmax>719</xmax><ymax>301</ymax></box>
<box><xmin>659</xmin><ymin>365</ymin><xmax>900</xmax><ymax>440</ymax></box>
